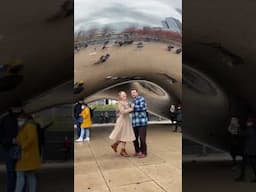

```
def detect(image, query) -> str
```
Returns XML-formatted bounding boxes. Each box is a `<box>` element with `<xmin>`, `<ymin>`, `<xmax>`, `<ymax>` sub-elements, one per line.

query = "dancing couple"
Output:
<box><xmin>109</xmin><ymin>89</ymin><xmax>148</xmax><ymax>158</ymax></box>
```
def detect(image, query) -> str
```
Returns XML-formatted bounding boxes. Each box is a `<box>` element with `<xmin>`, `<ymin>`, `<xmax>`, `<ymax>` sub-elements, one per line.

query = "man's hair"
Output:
<box><xmin>131</xmin><ymin>88</ymin><xmax>138</xmax><ymax>92</ymax></box>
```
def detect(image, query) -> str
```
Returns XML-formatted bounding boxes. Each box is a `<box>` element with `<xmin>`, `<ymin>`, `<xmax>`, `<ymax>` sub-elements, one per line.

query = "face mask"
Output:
<box><xmin>17</xmin><ymin>119</ymin><xmax>26</xmax><ymax>127</ymax></box>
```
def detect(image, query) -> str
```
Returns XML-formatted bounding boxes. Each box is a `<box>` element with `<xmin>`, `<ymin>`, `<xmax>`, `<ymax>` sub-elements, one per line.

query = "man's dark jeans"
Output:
<box><xmin>3</xmin><ymin>148</ymin><xmax>16</xmax><ymax>192</ymax></box>
<box><xmin>74</xmin><ymin>118</ymin><xmax>81</xmax><ymax>138</ymax></box>
<box><xmin>133</xmin><ymin>126</ymin><xmax>147</xmax><ymax>155</ymax></box>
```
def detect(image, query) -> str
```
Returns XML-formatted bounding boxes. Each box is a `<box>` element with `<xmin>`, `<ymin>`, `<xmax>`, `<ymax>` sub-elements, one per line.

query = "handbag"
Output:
<box><xmin>9</xmin><ymin>144</ymin><xmax>22</xmax><ymax>160</ymax></box>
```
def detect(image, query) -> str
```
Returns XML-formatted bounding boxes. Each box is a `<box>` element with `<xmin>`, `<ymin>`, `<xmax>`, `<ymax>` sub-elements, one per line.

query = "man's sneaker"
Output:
<box><xmin>138</xmin><ymin>153</ymin><xmax>146</xmax><ymax>158</ymax></box>
<box><xmin>75</xmin><ymin>138</ymin><xmax>83</xmax><ymax>142</ymax></box>
<box><xmin>84</xmin><ymin>137</ymin><xmax>90</xmax><ymax>142</ymax></box>
<box><xmin>133</xmin><ymin>152</ymin><xmax>141</xmax><ymax>157</ymax></box>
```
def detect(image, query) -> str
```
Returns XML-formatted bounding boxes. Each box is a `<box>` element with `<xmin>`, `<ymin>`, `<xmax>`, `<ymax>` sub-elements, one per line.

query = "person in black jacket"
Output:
<box><xmin>169</xmin><ymin>105</ymin><xmax>176</xmax><ymax>125</ymax></box>
<box><xmin>0</xmin><ymin>104</ymin><xmax>24</xmax><ymax>192</ymax></box>
<box><xmin>74</xmin><ymin>101</ymin><xmax>83</xmax><ymax>139</ymax></box>
<box><xmin>174</xmin><ymin>105</ymin><xmax>182</xmax><ymax>132</ymax></box>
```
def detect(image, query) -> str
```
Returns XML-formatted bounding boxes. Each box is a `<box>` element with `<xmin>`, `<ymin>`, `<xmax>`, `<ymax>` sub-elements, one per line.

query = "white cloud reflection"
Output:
<box><xmin>75</xmin><ymin>0</ymin><xmax>181</xmax><ymax>32</ymax></box>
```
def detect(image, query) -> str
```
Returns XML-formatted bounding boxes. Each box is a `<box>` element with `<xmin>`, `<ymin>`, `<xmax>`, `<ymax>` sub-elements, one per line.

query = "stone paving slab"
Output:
<box><xmin>75</xmin><ymin>125</ymin><xmax>182</xmax><ymax>192</ymax></box>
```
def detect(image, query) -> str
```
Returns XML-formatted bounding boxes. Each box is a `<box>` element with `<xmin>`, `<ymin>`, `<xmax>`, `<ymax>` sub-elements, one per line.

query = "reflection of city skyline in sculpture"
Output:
<box><xmin>162</xmin><ymin>17</ymin><xmax>182</xmax><ymax>33</ymax></box>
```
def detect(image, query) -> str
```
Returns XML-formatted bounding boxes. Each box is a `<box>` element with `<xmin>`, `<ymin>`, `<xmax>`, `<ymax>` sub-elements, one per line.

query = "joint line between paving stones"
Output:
<box><xmin>87</xmin><ymin>143</ymin><xmax>112</xmax><ymax>192</ymax></box>
<box><xmin>127</xmin><ymin>158</ymin><xmax>168</xmax><ymax>192</ymax></box>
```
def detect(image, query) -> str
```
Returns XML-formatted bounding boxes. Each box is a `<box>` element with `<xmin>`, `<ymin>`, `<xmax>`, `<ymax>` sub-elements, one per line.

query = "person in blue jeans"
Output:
<box><xmin>130</xmin><ymin>89</ymin><xmax>148</xmax><ymax>158</ymax></box>
<box><xmin>0</xmin><ymin>104</ymin><xmax>24</xmax><ymax>192</ymax></box>
<box><xmin>74</xmin><ymin>100</ymin><xmax>83</xmax><ymax>139</ymax></box>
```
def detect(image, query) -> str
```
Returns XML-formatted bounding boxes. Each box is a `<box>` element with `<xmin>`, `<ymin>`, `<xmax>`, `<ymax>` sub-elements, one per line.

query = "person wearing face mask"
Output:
<box><xmin>14</xmin><ymin>114</ymin><xmax>41</xmax><ymax>192</ymax></box>
<box><xmin>76</xmin><ymin>104</ymin><xmax>92</xmax><ymax>142</ymax></box>
<box><xmin>0</xmin><ymin>102</ymin><xmax>24</xmax><ymax>192</ymax></box>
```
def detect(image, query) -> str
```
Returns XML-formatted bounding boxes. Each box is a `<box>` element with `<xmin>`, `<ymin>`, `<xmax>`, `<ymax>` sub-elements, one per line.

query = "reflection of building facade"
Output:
<box><xmin>162</xmin><ymin>17</ymin><xmax>182</xmax><ymax>33</ymax></box>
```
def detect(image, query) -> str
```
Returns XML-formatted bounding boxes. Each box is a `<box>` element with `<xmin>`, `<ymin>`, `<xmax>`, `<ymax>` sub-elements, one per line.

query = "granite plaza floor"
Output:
<box><xmin>75</xmin><ymin>124</ymin><xmax>182</xmax><ymax>192</ymax></box>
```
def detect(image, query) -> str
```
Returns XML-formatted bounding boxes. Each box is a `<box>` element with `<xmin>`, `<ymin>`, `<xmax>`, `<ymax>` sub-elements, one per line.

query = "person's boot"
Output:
<box><xmin>133</xmin><ymin>152</ymin><xmax>141</xmax><ymax>157</ymax></box>
<box><xmin>111</xmin><ymin>142</ymin><xmax>119</xmax><ymax>152</ymax></box>
<box><xmin>138</xmin><ymin>153</ymin><xmax>146</xmax><ymax>158</ymax></box>
<box><xmin>120</xmin><ymin>148</ymin><xmax>129</xmax><ymax>157</ymax></box>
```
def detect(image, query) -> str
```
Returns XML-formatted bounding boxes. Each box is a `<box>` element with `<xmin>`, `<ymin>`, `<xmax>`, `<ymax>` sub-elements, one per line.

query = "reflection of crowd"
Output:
<box><xmin>99</xmin><ymin>111</ymin><xmax>110</xmax><ymax>123</ymax></box>
<box><xmin>74</xmin><ymin>43</ymin><xmax>88</xmax><ymax>53</ymax></box>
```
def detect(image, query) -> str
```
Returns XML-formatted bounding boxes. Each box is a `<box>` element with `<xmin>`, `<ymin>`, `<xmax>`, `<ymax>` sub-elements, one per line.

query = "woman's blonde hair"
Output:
<box><xmin>118</xmin><ymin>91</ymin><xmax>127</xmax><ymax>98</ymax></box>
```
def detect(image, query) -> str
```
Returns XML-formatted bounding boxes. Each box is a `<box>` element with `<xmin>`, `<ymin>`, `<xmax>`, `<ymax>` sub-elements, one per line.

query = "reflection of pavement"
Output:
<box><xmin>75</xmin><ymin>125</ymin><xmax>181</xmax><ymax>192</ymax></box>
<box><xmin>0</xmin><ymin>162</ymin><xmax>74</xmax><ymax>192</ymax></box>
<box><xmin>183</xmin><ymin>162</ymin><xmax>256</xmax><ymax>192</ymax></box>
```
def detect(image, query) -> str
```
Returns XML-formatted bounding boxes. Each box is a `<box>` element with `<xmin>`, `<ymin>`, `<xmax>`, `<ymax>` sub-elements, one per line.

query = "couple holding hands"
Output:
<box><xmin>109</xmin><ymin>89</ymin><xmax>148</xmax><ymax>158</ymax></box>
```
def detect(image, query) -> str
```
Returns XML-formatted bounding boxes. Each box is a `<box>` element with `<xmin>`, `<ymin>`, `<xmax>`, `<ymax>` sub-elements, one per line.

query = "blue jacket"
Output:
<box><xmin>132</xmin><ymin>96</ymin><xmax>148</xmax><ymax>127</ymax></box>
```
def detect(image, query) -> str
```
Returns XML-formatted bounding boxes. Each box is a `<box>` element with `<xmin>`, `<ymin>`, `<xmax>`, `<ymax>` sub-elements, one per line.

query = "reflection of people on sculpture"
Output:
<box><xmin>168</xmin><ymin>45</ymin><xmax>174</xmax><ymax>51</ymax></box>
<box><xmin>176</xmin><ymin>48</ymin><xmax>182</xmax><ymax>54</ymax></box>
<box><xmin>94</xmin><ymin>54</ymin><xmax>110</xmax><ymax>64</ymax></box>
<box><xmin>104</xmin><ymin>111</ymin><xmax>109</xmax><ymax>123</ymax></box>
<box><xmin>110</xmin><ymin>91</ymin><xmax>135</xmax><ymax>157</ymax></box>
<box><xmin>73</xmin><ymin>81</ymin><xmax>84</xmax><ymax>94</ymax></box>
<box><xmin>102</xmin><ymin>41</ymin><xmax>109</xmax><ymax>50</ymax></box>
<box><xmin>131</xmin><ymin>89</ymin><xmax>148</xmax><ymax>158</ymax></box>
<box><xmin>137</xmin><ymin>42</ymin><xmax>144</xmax><ymax>48</ymax></box>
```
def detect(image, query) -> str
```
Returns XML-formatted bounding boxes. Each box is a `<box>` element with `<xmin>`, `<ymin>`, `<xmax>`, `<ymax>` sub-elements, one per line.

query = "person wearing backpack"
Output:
<box><xmin>76</xmin><ymin>104</ymin><xmax>92</xmax><ymax>142</ymax></box>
